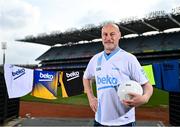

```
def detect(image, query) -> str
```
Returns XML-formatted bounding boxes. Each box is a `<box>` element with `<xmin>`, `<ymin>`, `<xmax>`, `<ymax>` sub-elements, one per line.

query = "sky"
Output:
<box><xmin>0</xmin><ymin>0</ymin><xmax>180</xmax><ymax>64</ymax></box>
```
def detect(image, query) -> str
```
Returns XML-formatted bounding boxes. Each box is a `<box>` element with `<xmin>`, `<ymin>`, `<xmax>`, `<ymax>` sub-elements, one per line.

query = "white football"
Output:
<box><xmin>117</xmin><ymin>80</ymin><xmax>143</xmax><ymax>101</ymax></box>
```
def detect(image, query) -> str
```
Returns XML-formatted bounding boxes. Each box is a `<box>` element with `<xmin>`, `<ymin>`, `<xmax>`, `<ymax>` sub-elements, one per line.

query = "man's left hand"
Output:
<box><xmin>122</xmin><ymin>92</ymin><xmax>148</xmax><ymax>107</ymax></box>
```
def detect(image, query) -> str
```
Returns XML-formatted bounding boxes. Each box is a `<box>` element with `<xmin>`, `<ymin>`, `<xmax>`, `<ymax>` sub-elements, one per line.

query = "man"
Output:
<box><xmin>83</xmin><ymin>23</ymin><xmax>153</xmax><ymax>126</ymax></box>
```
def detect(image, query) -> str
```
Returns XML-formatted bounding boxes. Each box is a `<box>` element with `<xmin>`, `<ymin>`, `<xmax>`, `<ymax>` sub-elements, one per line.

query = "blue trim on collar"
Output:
<box><xmin>103</xmin><ymin>47</ymin><xmax>120</xmax><ymax>60</ymax></box>
<box><xmin>97</xmin><ymin>54</ymin><xmax>103</xmax><ymax>66</ymax></box>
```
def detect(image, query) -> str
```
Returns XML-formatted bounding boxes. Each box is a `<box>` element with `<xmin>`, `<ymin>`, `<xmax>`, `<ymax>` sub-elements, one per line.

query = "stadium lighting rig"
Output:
<box><xmin>1</xmin><ymin>42</ymin><xmax>7</xmax><ymax>65</ymax></box>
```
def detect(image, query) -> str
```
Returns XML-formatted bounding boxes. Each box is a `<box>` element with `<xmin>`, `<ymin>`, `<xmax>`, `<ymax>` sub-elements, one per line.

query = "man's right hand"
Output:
<box><xmin>83</xmin><ymin>78</ymin><xmax>98</xmax><ymax>113</ymax></box>
<box><xmin>89</xmin><ymin>96</ymin><xmax>98</xmax><ymax>112</ymax></box>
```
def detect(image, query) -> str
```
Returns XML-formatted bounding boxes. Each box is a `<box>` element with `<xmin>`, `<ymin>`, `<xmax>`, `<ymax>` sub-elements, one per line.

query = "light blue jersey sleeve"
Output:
<box><xmin>128</xmin><ymin>55</ymin><xmax>149</xmax><ymax>85</ymax></box>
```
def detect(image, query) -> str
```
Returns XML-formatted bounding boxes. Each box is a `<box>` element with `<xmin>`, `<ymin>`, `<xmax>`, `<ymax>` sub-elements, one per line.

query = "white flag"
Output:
<box><xmin>4</xmin><ymin>64</ymin><xmax>34</xmax><ymax>98</ymax></box>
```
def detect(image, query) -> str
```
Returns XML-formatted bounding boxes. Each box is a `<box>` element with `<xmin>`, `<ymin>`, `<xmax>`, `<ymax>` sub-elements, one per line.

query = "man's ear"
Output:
<box><xmin>118</xmin><ymin>32</ymin><xmax>121</xmax><ymax>39</ymax></box>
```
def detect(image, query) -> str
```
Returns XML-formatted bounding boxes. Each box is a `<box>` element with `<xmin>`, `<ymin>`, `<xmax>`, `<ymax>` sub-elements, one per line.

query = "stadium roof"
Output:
<box><xmin>17</xmin><ymin>9</ymin><xmax>180</xmax><ymax>46</ymax></box>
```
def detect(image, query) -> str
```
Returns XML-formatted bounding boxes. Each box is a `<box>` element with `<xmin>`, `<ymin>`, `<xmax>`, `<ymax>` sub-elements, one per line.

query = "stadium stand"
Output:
<box><xmin>34</xmin><ymin>32</ymin><xmax>180</xmax><ymax>69</ymax></box>
<box><xmin>37</xmin><ymin>42</ymin><xmax>103</xmax><ymax>61</ymax></box>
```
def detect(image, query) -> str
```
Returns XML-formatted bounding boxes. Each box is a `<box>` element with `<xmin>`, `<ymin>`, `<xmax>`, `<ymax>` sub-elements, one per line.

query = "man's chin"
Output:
<box><xmin>104</xmin><ymin>46</ymin><xmax>115</xmax><ymax>51</ymax></box>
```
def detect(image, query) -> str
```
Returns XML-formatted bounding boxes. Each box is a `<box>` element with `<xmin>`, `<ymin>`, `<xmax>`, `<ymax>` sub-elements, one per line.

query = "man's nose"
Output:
<box><xmin>106</xmin><ymin>34</ymin><xmax>111</xmax><ymax>40</ymax></box>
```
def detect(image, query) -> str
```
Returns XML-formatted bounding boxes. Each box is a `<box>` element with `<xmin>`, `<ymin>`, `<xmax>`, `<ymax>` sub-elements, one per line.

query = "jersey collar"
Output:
<box><xmin>103</xmin><ymin>47</ymin><xmax>120</xmax><ymax>61</ymax></box>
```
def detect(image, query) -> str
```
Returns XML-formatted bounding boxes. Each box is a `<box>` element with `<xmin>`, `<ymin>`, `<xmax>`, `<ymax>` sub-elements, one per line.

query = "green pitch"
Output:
<box><xmin>21</xmin><ymin>86</ymin><xmax>168</xmax><ymax>107</ymax></box>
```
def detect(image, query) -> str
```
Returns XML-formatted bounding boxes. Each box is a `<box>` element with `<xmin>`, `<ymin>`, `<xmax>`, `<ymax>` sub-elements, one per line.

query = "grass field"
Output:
<box><xmin>21</xmin><ymin>85</ymin><xmax>168</xmax><ymax>107</ymax></box>
<box><xmin>144</xmin><ymin>87</ymin><xmax>169</xmax><ymax>107</ymax></box>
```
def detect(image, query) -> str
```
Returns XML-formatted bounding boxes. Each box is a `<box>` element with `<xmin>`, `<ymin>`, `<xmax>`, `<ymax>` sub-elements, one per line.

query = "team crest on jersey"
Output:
<box><xmin>96</xmin><ymin>67</ymin><xmax>101</xmax><ymax>71</ymax></box>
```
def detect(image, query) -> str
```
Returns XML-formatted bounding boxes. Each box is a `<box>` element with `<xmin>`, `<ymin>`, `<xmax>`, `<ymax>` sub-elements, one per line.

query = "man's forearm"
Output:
<box><xmin>142</xmin><ymin>82</ymin><xmax>153</xmax><ymax>103</ymax></box>
<box><xmin>83</xmin><ymin>78</ymin><xmax>95</xmax><ymax>99</ymax></box>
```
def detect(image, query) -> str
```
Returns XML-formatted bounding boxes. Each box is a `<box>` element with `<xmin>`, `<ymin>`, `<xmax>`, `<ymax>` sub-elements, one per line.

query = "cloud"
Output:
<box><xmin>0</xmin><ymin>0</ymin><xmax>49</xmax><ymax>64</ymax></box>
<box><xmin>0</xmin><ymin>0</ymin><xmax>40</xmax><ymax>30</ymax></box>
<box><xmin>76</xmin><ymin>0</ymin><xmax>180</xmax><ymax>26</ymax></box>
<box><xmin>5</xmin><ymin>42</ymin><xmax>49</xmax><ymax>64</ymax></box>
<box><xmin>77</xmin><ymin>10</ymin><xmax>113</xmax><ymax>26</ymax></box>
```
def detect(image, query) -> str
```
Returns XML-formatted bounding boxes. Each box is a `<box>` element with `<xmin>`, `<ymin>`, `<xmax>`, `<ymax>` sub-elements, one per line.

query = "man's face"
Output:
<box><xmin>101</xmin><ymin>24</ymin><xmax>121</xmax><ymax>51</ymax></box>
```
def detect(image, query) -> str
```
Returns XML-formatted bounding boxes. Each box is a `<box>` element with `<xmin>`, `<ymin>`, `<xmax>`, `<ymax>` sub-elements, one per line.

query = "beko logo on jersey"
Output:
<box><xmin>97</xmin><ymin>75</ymin><xmax>117</xmax><ymax>85</ymax></box>
<box><xmin>66</xmin><ymin>71</ymin><xmax>79</xmax><ymax>81</ymax></box>
<box><xmin>39</xmin><ymin>72</ymin><xmax>54</xmax><ymax>81</ymax></box>
<box><xmin>12</xmin><ymin>68</ymin><xmax>25</xmax><ymax>80</ymax></box>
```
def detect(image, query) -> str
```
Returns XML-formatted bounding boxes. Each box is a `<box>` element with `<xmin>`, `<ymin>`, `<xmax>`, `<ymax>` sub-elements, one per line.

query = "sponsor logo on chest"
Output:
<box><xmin>96</xmin><ymin>75</ymin><xmax>117</xmax><ymax>85</ymax></box>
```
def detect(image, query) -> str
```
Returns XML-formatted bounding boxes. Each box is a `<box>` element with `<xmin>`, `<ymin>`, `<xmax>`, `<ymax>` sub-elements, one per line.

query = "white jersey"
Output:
<box><xmin>83</xmin><ymin>47</ymin><xmax>148</xmax><ymax>126</ymax></box>
<box><xmin>4</xmin><ymin>64</ymin><xmax>34</xmax><ymax>98</ymax></box>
